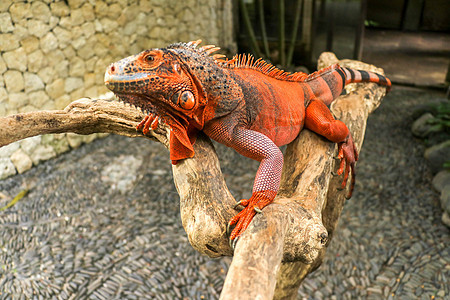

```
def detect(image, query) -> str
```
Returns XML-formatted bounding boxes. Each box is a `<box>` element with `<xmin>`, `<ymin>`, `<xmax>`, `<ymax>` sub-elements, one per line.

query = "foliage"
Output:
<box><xmin>0</xmin><ymin>189</ymin><xmax>29</xmax><ymax>211</ymax></box>
<box><xmin>444</xmin><ymin>160</ymin><xmax>450</xmax><ymax>170</ymax></box>
<box><xmin>425</xmin><ymin>101</ymin><xmax>450</xmax><ymax>170</ymax></box>
<box><xmin>426</xmin><ymin>101</ymin><xmax>450</xmax><ymax>133</ymax></box>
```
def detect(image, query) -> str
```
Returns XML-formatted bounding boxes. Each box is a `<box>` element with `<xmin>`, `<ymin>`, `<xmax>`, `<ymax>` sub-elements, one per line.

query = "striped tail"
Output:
<box><xmin>340</xmin><ymin>67</ymin><xmax>392</xmax><ymax>92</ymax></box>
<box><xmin>305</xmin><ymin>64</ymin><xmax>391</xmax><ymax>106</ymax></box>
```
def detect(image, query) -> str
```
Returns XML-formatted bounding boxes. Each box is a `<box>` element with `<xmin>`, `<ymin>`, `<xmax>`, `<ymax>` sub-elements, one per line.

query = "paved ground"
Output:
<box><xmin>312</xmin><ymin>29</ymin><xmax>449</xmax><ymax>88</ymax></box>
<box><xmin>362</xmin><ymin>30</ymin><xmax>450</xmax><ymax>88</ymax></box>
<box><xmin>0</xmin><ymin>86</ymin><xmax>449</xmax><ymax>299</ymax></box>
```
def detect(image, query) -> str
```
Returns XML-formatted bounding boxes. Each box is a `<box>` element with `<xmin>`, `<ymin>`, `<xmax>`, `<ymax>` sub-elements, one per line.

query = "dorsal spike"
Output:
<box><xmin>255</xmin><ymin>58</ymin><xmax>265</xmax><ymax>69</ymax></box>
<box><xmin>205</xmin><ymin>47</ymin><xmax>221</xmax><ymax>55</ymax></box>
<box><xmin>263</xmin><ymin>63</ymin><xmax>272</xmax><ymax>72</ymax></box>
<box><xmin>247</xmin><ymin>54</ymin><xmax>254</xmax><ymax>67</ymax></box>
<box><xmin>241</xmin><ymin>54</ymin><xmax>247</xmax><ymax>66</ymax></box>
<box><xmin>221</xmin><ymin>52</ymin><xmax>310</xmax><ymax>82</ymax></box>
<box><xmin>180</xmin><ymin>39</ymin><xmax>309</xmax><ymax>82</ymax></box>
<box><xmin>188</xmin><ymin>39</ymin><xmax>202</xmax><ymax>48</ymax></box>
<box><xmin>199</xmin><ymin>45</ymin><xmax>215</xmax><ymax>51</ymax></box>
<box><xmin>200</xmin><ymin>45</ymin><xmax>216</xmax><ymax>51</ymax></box>
<box><xmin>213</xmin><ymin>54</ymin><xmax>226</xmax><ymax>59</ymax></box>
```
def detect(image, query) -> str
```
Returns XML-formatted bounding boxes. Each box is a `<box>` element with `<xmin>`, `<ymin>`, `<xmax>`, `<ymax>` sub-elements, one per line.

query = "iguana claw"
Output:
<box><xmin>226</xmin><ymin>223</ymin><xmax>239</xmax><ymax>250</ymax></box>
<box><xmin>229</xmin><ymin>236</ymin><xmax>239</xmax><ymax>250</ymax></box>
<box><xmin>136</xmin><ymin>113</ymin><xmax>159</xmax><ymax>135</ymax></box>
<box><xmin>227</xmin><ymin>191</ymin><xmax>276</xmax><ymax>242</ymax></box>
<box><xmin>254</xmin><ymin>207</ymin><xmax>263</xmax><ymax>214</ymax></box>
<box><xmin>233</xmin><ymin>200</ymin><xmax>245</xmax><ymax>210</ymax></box>
<box><xmin>335</xmin><ymin>134</ymin><xmax>358</xmax><ymax>198</ymax></box>
<box><xmin>226</xmin><ymin>222</ymin><xmax>233</xmax><ymax>237</ymax></box>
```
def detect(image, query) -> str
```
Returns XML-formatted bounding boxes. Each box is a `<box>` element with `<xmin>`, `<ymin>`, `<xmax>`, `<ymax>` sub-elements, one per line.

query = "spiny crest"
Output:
<box><xmin>171</xmin><ymin>40</ymin><xmax>336</xmax><ymax>83</ymax></box>
<box><xmin>222</xmin><ymin>53</ymin><xmax>309</xmax><ymax>82</ymax></box>
<box><xmin>168</xmin><ymin>39</ymin><xmax>223</xmax><ymax>59</ymax></box>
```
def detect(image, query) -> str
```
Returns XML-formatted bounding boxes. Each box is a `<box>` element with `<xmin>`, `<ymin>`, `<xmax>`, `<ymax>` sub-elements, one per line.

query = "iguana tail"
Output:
<box><xmin>305</xmin><ymin>64</ymin><xmax>391</xmax><ymax>106</ymax></box>
<box><xmin>341</xmin><ymin>66</ymin><xmax>392</xmax><ymax>92</ymax></box>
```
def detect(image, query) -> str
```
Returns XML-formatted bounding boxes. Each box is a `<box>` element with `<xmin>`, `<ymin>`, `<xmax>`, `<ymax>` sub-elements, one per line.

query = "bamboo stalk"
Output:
<box><xmin>239</xmin><ymin>0</ymin><xmax>262</xmax><ymax>58</ymax></box>
<box><xmin>278</xmin><ymin>0</ymin><xmax>286</xmax><ymax>66</ymax></box>
<box><xmin>257</xmin><ymin>0</ymin><xmax>270</xmax><ymax>58</ymax></box>
<box><xmin>286</xmin><ymin>0</ymin><xmax>303</xmax><ymax>66</ymax></box>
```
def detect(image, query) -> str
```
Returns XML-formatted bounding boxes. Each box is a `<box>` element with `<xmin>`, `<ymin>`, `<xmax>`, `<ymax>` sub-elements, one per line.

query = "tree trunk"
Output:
<box><xmin>0</xmin><ymin>53</ymin><xmax>388</xmax><ymax>299</ymax></box>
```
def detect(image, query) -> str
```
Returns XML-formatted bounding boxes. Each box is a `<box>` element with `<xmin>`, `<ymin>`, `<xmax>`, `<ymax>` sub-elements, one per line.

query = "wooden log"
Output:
<box><xmin>0</xmin><ymin>52</ymin><xmax>388</xmax><ymax>299</ymax></box>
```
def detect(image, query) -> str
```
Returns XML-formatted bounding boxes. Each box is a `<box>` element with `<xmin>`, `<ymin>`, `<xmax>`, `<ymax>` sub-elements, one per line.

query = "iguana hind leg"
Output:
<box><xmin>304</xmin><ymin>100</ymin><xmax>358</xmax><ymax>198</ymax></box>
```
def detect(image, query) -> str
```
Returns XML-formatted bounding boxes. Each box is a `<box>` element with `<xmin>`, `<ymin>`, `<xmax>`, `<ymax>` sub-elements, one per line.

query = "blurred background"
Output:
<box><xmin>235</xmin><ymin>0</ymin><xmax>450</xmax><ymax>88</ymax></box>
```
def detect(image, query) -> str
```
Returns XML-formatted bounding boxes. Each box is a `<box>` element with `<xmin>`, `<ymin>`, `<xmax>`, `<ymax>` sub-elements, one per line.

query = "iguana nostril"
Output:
<box><xmin>110</xmin><ymin>64</ymin><xmax>115</xmax><ymax>73</ymax></box>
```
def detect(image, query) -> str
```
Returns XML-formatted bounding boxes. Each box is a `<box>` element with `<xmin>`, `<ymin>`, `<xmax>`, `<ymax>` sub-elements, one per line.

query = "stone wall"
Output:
<box><xmin>0</xmin><ymin>0</ymin><xmax>234</xmax><ymax>179</ymax></box>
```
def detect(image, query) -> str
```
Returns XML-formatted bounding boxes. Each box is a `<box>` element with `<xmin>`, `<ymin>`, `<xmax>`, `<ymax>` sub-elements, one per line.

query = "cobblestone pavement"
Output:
<box><xmin>0</xmin><ymin>86</ymin><xmax>448</xmax><ymax>299</ymax></box>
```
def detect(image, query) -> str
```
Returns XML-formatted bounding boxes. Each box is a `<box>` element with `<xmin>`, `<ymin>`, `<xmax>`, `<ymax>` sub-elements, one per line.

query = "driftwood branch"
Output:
<box><xmin>0</xmin><ymin>96</ymin><xmax>168</xmax><ymax>147</ymax></box>
<box><xmin>0</xmin><ymin>53</ymin><xmax>388</xmax><ymax>299</ymax></box>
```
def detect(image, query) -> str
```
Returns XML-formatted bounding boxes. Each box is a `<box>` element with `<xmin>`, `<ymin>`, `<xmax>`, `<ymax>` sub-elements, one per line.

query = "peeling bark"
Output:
<box><xmin>0</xmin><ymin>53</ymin><xmax>388</xmax><ymax>299</ymax></box>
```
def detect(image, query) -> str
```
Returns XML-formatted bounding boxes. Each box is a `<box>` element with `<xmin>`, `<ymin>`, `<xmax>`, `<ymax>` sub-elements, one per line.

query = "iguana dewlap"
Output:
<box><xmin>104</xmin><ymin>40</ymin><xmax>391</xmax><ymax>242</ymax></box>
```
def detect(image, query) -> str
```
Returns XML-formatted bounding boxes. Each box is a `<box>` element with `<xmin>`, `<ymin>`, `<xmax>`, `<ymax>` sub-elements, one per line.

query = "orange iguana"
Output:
<box><xmin>104</xmin><ymin>40</ymin><xmax>391</xmax><ymax>243</ymax></box>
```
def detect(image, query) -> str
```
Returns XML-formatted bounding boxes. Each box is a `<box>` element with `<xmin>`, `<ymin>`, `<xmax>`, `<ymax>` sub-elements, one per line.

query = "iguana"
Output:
<box><xmin>104</xmin><ymin>40</ymin><xmax>391</xmax><ymax>242</ymax></box>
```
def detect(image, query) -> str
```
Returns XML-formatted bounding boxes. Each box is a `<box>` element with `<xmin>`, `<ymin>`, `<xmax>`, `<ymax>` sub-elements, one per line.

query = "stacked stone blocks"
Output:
<box><xmin>0</xmin><ymin>0</ymin><xmax>231</xmax><ymax>179</ymax></box>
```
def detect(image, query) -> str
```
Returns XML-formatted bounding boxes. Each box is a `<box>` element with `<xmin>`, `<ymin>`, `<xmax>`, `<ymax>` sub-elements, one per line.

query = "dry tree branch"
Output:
<box><xmin>0</xmin><ymin>96</ymin><xmax>166</xmax><ymax>147</ymax></box>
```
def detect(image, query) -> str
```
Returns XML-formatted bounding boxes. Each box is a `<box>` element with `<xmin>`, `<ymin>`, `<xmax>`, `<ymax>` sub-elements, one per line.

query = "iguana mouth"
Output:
<box><xmin>105</xmin><ymin>71</ymin><xmax>150</xmax><ymax>94</ymax></box>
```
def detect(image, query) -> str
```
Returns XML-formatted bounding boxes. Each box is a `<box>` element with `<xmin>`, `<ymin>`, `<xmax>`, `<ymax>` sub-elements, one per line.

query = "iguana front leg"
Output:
<box><xmin>136</xmin><ymin>113</ymin><xmax>159</xmax><ymax>134</ymax></box>
<box><xmin>304</xmin><ymin>100</ymin><xmax>358</xmax><ymax>198</ymax></box>
<box><xmin>204</xmin><ymin>121</ymin><xmax>283</xmax><ymax>241</ymax></box>
<box><xmin>225</xmin><ymin>127</ymin><xmax>284</xmax><ymax>241</ymax></box>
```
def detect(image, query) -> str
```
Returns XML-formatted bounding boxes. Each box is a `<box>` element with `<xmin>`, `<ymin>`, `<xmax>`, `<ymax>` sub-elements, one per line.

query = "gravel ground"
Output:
<box><xmin>0</xmin><ymin>86</ymin><xmax>449</xmax><ymax>299</ymax></box>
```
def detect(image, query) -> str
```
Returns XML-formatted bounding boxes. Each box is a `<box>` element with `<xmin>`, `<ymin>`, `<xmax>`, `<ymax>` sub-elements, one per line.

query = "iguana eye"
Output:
<box><xmin>145</xmin><ymin>55</ymin><xmax>154</xmax><ymax>62</ymax></box>
<box><xmin>141</xmin><ymin>50</ymin><xmax>164</xmax><ymax>68</ymax></box>
<box><xmin>179</xmin><ymin>91</ymin><xmax>195</xmax><ymax>110</ymax></box>
<box><xmin>171</xmin><ymin>90</ymin><xmax>195</xmax><ymax>110</ymax></box>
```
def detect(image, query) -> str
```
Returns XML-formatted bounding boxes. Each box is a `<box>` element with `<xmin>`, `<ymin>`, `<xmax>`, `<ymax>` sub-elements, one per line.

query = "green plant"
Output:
<box><xmin>443</xmin><ymin>160</ymin><xmax>450</xmax><ymax>170</ymax></box>
<box><xmin>426</xmin><ymin>102</ymin><xmax>450</xmax><ymax>133</ymax></box>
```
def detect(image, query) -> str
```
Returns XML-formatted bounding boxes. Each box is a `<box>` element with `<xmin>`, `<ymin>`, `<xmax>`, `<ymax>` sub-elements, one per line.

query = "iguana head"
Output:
<box><xmin>104</xmin><ymin>40</ymin><xmax>233</xmax><ymax>162</ymax></box>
